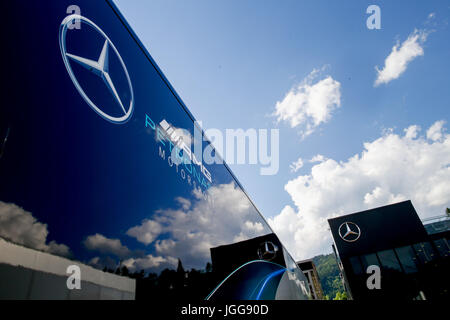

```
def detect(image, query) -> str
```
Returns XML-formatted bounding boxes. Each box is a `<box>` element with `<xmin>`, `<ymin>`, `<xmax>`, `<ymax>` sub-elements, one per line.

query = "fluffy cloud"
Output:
<box><xmin>274</xmin><ymin>68</ymin><xmax>341</xmax><ymax>138</ymax></box>
<box><xmin>83</xmin><ymin>183</ymin><xmax>271</xmax><ymax>272</ymax></box>
<box><xmin>126</xmin><ymin>182</ymin><xmax>272</xmax><ymax>270</ymax></box>
<box><xmin>290</xmin><ymin>157</ymin><xmax>304</xmax><ymax>173</ymax></box>
<box><xmin>0</xmin><ymin>201</ymin><xmax>71</xmax><ymax>257</ymax></box>
<box><xmin>126</xmin><ymin>220</ymin><xmax>162</xmax><ymax>245</ymax></box>
<box><xmin>269</xmin><ymin>121</ymin><xmax>450</xmax><ymax>260</ymax></box>
<box><xmin>175</xmin><ymin>197</ymin><xmax>191</xmax><ymax>211</ymax></box>
<box><xmin>122</xmin><ymin>254</ymin><xmax>178</xmax><ymax>272</ymax></box>
<box><xmin>427</xmin><ymin>120</ymin><xmax>446</xmax><ymax>141</ymax></box>
<box><xmin>47</xmin><ymin>241</ymin><xmax>72</xmax><ymax>257</ymax></box>
<box><xmin>309</xmin><ymin>154</ymin><xmax>327</xmax><ymax>163</ymax></box>
<box><xmin>404</xmin><ymin>125</ymin><xmax>420</xmax><ymax>139</ymax></box>
<box><xmin>88</xmin><ymin>256</ymin><xmax>118</xmax><ymax>270</ymax></box>
<box><xmin>375</xmin><ymin>29</ymin><xmax>428</xmax><ymax>86</ymax></box>
<box><xmin>83</xmin><ymin>233</ymin><xmax>131</xmax><ymax>258</ymax></box>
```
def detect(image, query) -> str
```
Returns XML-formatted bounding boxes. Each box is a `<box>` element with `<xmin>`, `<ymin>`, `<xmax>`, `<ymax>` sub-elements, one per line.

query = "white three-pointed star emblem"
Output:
<box><xmin>66</xmin><ymin>40</ymin><xmax>126</xmax><ymax>115</ymax></box>
<box><xmin>338</xmin><ymin>222</ymin><xmax>361</xmax><ymax>242</ymax></box>
<box><xmin>59</xmin><ymin>14</ymin><xmax>134</xmax><ymax>124</ymax></box>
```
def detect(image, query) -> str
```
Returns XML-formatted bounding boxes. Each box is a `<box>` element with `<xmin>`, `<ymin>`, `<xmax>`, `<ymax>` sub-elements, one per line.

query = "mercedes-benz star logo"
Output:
<box><xmin>338</xmin><ymin>222</ymin><xmax>361</xmax><ymax>242</ymax></box>
<box><xmin>59</xmin><ymin>14</ymin><xmax>134</xmax><ymax>124</ymax></box>
<box><xmin>257</xmin><ymin>241</ymin><xmax>279</xmax><ymax>261</ymax></box>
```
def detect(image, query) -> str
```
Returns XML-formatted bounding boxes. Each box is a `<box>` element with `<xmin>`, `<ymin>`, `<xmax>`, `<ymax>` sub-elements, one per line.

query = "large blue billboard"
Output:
<box><xmin>0</xmin><ymin>1</ymin><xmax>310</xmax><ymax>300</ymax></box>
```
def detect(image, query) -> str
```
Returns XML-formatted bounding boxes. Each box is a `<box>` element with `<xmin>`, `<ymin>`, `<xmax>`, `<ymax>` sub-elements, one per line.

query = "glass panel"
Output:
<box><xmin>424</xmin><ymin>219</ymin><xmax>450</xmax><ymax>235</ymax></box>
<box><xmin>377</xmin><ymin>249</ymin><xmax>402</xmax><ymax>272</ymax></box>
<box><xmin>413</xmin><ymin>242</ymin><xmax>436</xmax><ymax>264</ymax></box>
<box><xmin>349</xmin><ymin>256</ymin><xmax>363</xmax><ymax>275</ymax></box>
<box><xmin>433</xmin><ymin>238</ymin><xmax>450</xmax><ymax>258</ymax></box>
<box><xmin>395</xmin><ymin>246</ymin><xmax>418</xmax><ymax>274</ymax></box>
<box><xmin>360</xmin><ymin>253</ymin><xmax>379</xmax><ymax>270</ymax></box>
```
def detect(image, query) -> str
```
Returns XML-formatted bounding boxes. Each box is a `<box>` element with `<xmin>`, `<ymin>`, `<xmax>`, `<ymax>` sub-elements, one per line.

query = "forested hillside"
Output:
<box><xmin>312</xmin><ymin>253</ymin><xmax>347</xmax><ymax>300</ymax></box>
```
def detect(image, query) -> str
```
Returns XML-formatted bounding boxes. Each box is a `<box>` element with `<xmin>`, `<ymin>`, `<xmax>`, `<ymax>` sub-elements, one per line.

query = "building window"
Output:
<box><xmin>413</xmin><ymin>242</ymin><xmax>436</xmax><ymax>264</ymax></box>
<box><xmin>395</xmin><ymin>246</ymin><xmax>418</xmax><ymax>274</ymax></box>
<box><xmin>433</xmin><ymin>238</ymin><xmax>449</xmax><ymax>258</ymax></box>
<box><xmin>377</xmin><ymin>249</ymin><xmax>402</xmax><ymax>272</ymax></box>
<box><xmin>349</xmin><ymin>256</ymin><xmax>363</xmax><ymax>275</ymax></box>
<box><xmin>360</xmin><ymin>253</ymin><xmax>379</xmax><ymax>271</ymax></box>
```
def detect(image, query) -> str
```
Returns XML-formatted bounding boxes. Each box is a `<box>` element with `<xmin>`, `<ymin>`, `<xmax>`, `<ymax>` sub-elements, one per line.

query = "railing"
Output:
<box><xmin>422</xmin><ymin>215</ymin><xmax>450</xmax><ymax>234</ymax></box>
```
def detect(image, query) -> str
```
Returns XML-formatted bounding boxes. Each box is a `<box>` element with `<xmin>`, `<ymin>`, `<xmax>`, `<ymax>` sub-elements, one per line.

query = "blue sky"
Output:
<box><xmin>114</xmin><ymin>0</ymin><xmax>450</xmax><ymax>258</ymax></box>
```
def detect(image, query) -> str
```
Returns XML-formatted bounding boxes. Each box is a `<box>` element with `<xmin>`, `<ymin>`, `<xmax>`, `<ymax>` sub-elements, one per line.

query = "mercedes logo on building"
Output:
<box><xmin>257</xmin><ymin>241</ymin><xmax>279</xmax><ymax>261</ymax></box>
<box><xmin>338</xmin><ymin>222</ymin><xmax>361</xmax><ymax>242</ymax></box>
<box><xmin>59</xmin><ymin>14</ymin><xmax>134</xmax><ymax>124</ymax></box>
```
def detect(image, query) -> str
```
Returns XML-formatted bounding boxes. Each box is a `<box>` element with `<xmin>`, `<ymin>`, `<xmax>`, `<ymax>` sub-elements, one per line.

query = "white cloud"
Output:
<box><xmin>269</xmin><ymin>121</ymin><xmax>450</xmax><ymax>260</ymax></box>
<box><xmin>375</xmin><ymin>29</ymin><xmax>428</xmax><ymax>86</ymax></box>
<box><xmin>0</xmin><ymin>201</ymin><xmax>71</xmax><ymax>257</ymax></box>
<box><xmin>274</xmin><ymin>68</ymin><xmax>341</xmax><ymax>138</ymax></box>
<box><xmin>309</xmin><ymin>154</ymin><xmax>327</xmax><ymax>163</ymax></box>
<box><xmin>154</xmin><ymin>239</ymin><xmax>176</xmax><ymax>253</ymax></box>
<box><xmin>126</xmin><ymin>182</ymin><xmax>272</xmax><ymax>270</ymax></box>
<box><xmin>88</xmin><ymin>256</ymin><xmax>118</xmax><ymax>270</ymax></box>
<box><xmin>404</xmin><ymin>125</ymin><xmax>420</xmax><ymax>139</ymax></box>
<box><xmin>122</xmin><ymin>254</ymin><xmax>178</xmax><ymax>272</ymax></box>
<box><xmin>47</xmin><ymin>241</ymin><xmax>71</xmax><ymax>257</ymax></box>
<box><xmin>426</xmin><ymin>120</ymin><xmax>446</xmax><ymax>141</ymax></box>
<box><xmin>243</xmin><ymin>220</ymin><xmax>264</xmax><ymax>233</ymax></box>
<box><xmin>363</xmin><ymin>186</ymin><xmax>407</xmax><ymax>206</ymax></box>
<box><xmin>83</xmin><ymin>233</ymin><xmax>131</xmax><ymax>258</ymax></box>
<box><xmin>88</xmin><ymin>182</ymin><xmax>269</xmax><ymax>272</ymax></box>
<box><xmin>290</xmin><ymin>157</ymin><xmax>304</xmax><ymax>172</ymax></box>
<box><xmin>175</xmin><ymin>197</ymin><xmax>191</xmax><ymax>211</ymax></box>
<box><xmin>126</xmin><ymin>219</ymin><xmax>163</xmax><ymax>245</ymax></box>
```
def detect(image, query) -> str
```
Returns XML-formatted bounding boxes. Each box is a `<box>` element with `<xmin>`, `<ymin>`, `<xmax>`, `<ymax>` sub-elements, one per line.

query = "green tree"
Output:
<box><xmin>312</xmin><ymin>253</ymin><xmax>346</xmax><ymax>299</ymax></box>
<box><xmin>333</xmin><ymin>291</ymin><xmax>348</xmax><ymax>300</ymax></box>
